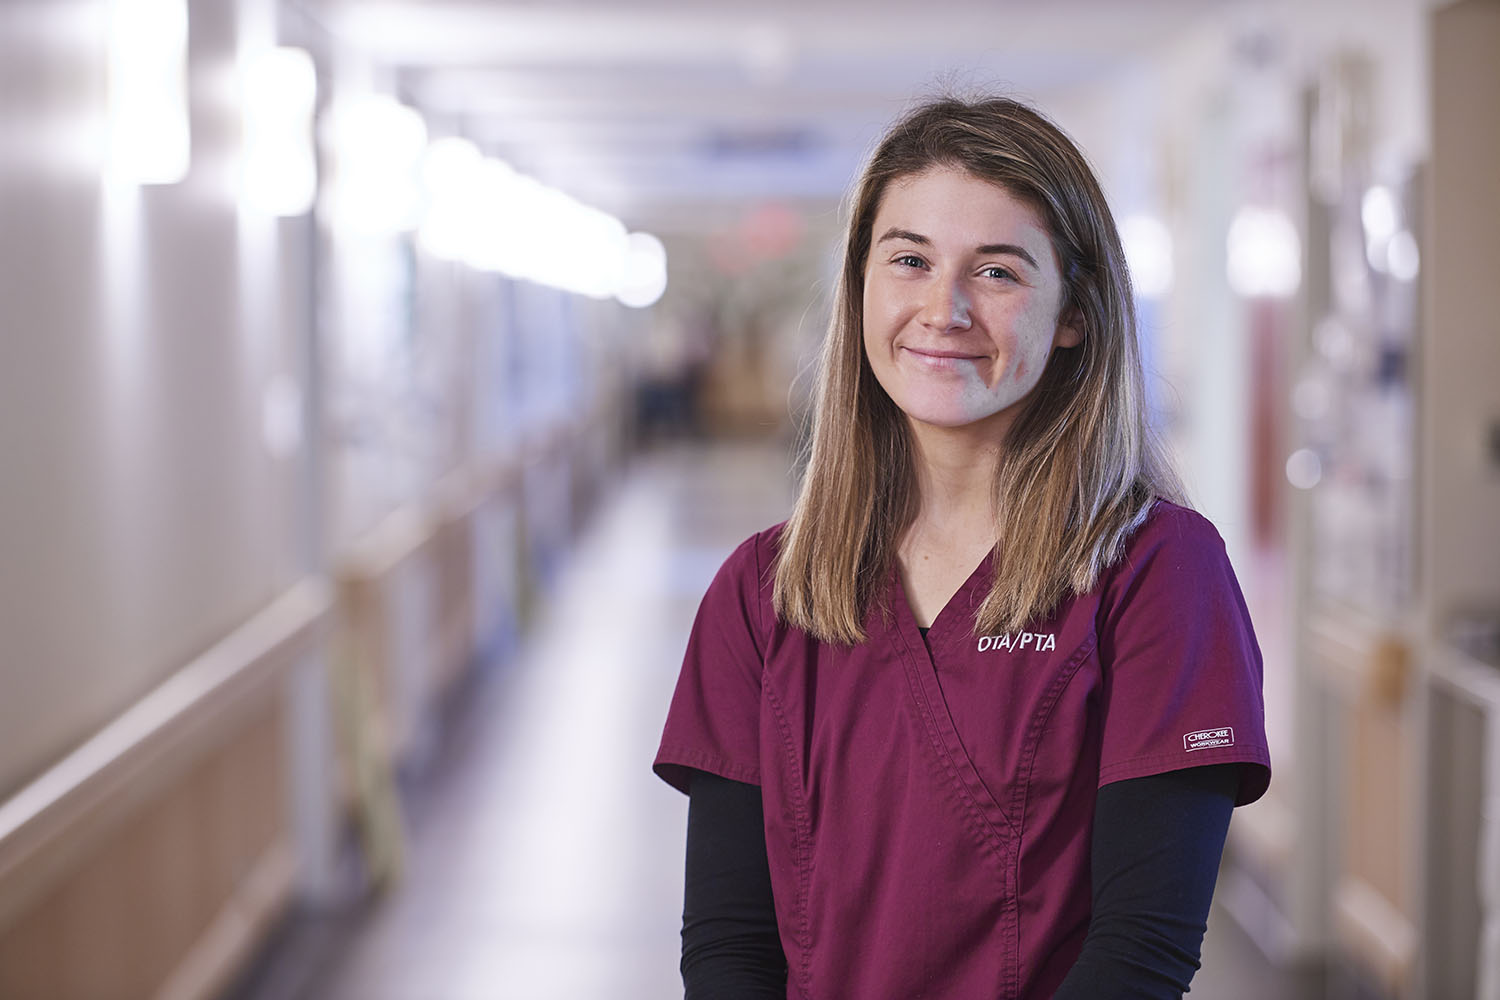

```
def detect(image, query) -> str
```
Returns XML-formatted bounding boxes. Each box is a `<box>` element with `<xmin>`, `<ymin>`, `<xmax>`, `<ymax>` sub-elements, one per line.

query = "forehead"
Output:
<box><xmin>872</xmin><ymin>166</ymin><xmax>1054</xmax><ymax>249</ymax></box>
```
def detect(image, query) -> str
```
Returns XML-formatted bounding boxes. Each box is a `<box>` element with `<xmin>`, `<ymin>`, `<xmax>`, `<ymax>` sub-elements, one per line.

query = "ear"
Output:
<box><xmin>1053</xmin><ymin>307</ymin><xmax>1083</xmax><ymax>349</ymax></box>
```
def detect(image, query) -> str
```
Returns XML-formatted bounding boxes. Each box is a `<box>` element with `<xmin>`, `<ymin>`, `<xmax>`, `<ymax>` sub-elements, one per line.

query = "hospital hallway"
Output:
<box><xmin>5</xmin><ymin>1</ymin><xmax>1500</xmax><ymax>997</ymax></box>
<box><xmin>224</xmin><ymin>440</ymin><xmax>1309</xmax><ymax>1000</ymax></box>
<box><xmin>231</xmin><ymin>441</ymin><xmax>801</xmax><ymax>1000</ymax></box>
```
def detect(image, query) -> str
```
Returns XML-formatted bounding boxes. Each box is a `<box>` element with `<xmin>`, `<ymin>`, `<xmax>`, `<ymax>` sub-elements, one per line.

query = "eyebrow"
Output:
<box><xmin>876</xmin><ymin>227</ymin><xmax>1040</xmax><ymax>271</ymax></box>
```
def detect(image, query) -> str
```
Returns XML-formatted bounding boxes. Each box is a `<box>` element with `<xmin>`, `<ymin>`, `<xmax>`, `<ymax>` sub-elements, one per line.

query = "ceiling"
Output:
<box><xmin>303</xmin><ymin>0</ymin><xmax>1236</xmax><ymax>234</ymax></box>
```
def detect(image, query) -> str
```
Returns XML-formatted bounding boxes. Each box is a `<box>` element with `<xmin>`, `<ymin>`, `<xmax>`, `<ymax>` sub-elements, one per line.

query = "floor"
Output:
<box><xmin>230</xmin><ymin>440</ymin><xmax>1310</xmax><ymax>1000</ymax></box>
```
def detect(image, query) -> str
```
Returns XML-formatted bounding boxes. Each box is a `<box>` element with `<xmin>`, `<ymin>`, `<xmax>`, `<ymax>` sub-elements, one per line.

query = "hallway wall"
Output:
<box><xmin>0</xmin><ymin>0</ymin><xmax>306</xmax><ymax>803</ymax></box>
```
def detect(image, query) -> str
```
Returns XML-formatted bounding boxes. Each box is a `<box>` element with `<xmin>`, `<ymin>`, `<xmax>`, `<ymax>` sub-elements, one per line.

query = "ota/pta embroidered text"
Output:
<box><xmin>977</xmin><ymin>632</ymin><xmax>1057</xmax><ymax>653</ymax></box>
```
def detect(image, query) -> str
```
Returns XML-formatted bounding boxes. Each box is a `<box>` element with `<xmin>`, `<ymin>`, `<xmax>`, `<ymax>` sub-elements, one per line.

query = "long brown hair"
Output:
<box><xmin>773</xmin><ymin>95</ymin><xmax>1183</xmax><ymax>644</ymax></box>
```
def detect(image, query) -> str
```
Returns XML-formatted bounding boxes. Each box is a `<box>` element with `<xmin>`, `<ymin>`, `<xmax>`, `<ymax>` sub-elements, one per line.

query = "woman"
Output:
<box><xmin>654</xmin><ymin>95</ymin><xmax>1271</xmax><ymax>999</ymax></box>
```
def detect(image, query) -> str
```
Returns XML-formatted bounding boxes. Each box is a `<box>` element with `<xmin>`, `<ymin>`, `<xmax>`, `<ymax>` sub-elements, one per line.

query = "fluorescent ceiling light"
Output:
<box><xmin>323</xmin><ymin>95</ymin><xmax>428</xmax><ymax>233</ymax></box>
<box><xmin>242</xmin><ymin>47</ymin><xmax>317</xmax><ymax>216</ymax></box>
<box><xmin>107</xmin><ymin>0</ymin><xmax>190</xmax><ymax>185</ymax></box>
<box><xmin>617</xmin><ymin>233</ymin><xmax>668</xmax><ymax>308</ymax></box>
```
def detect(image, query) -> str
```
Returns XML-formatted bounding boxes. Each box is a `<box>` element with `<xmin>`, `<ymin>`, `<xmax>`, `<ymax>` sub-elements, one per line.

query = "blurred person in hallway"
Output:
<box><xmin>654</xmin><ymin>95</ymin><xmax>1271</xmax><ymax>999</ymax></box>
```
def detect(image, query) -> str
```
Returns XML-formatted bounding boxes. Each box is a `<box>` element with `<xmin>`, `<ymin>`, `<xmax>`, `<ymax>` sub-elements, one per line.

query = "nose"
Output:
<box><xmin>919</xmin><ymin>274</ymin><xmax>971</xmax><ymax>332</ymax></box>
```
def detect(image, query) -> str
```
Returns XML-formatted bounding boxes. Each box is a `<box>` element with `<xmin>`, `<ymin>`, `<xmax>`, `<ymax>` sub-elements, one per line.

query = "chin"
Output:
<box><xmin>904</xmin><ymin>406</ymin><xmax>1003</xmax><ymax>432</ymax></box>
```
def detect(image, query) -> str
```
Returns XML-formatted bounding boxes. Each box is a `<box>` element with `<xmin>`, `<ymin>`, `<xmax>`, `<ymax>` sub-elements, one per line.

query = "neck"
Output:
<box><xmin>905</xmin><ymin>419</ymin><xmax>1004</xmax><ymax>535</ymax></box>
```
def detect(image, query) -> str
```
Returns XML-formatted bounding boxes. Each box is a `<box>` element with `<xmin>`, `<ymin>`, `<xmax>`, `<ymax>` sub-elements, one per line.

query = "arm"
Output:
<box><xmin>681</xmin><ymin>769</ymin><xmax>787</xmax><ymax>999</ymax></box>
<box><xmin>1052</xmin><ymin>763</ymin><xmax>1240</xmax><ymax>999</ymax></box>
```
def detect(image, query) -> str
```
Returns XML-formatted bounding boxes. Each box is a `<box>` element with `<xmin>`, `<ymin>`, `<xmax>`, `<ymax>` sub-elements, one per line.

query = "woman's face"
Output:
<box><xmin>861</xmin><ymin>166</ymin><xmax>1080</xmax><ymax>440</ymax></box>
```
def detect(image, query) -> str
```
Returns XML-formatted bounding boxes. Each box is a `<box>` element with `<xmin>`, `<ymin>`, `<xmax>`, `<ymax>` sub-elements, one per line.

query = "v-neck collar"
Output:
<box><xmin>888</xmin><ymin>547</ymin><xmax>996</xmax><ymax>655</ymax></box>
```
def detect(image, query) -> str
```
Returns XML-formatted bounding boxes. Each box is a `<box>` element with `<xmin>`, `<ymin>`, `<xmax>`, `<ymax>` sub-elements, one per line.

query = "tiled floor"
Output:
<box><xmin>232</xmin><ymin>440</ymin><xmax>1304</xmax><ymax>1000</ymax></box>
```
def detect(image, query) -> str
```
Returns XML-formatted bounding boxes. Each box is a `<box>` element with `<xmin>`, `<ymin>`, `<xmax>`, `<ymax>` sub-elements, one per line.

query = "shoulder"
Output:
<box><xmin>1099</xmin><ymin>501</ymin><xmax>1240</xmax><ymax>608</ymax></box>
<box><xmin>1118</xmin><ymin>500</ymin><xmax>1228</xmax><ymax>567</ymax></box>
<box><xmin>1090</xmin><ymin>499</ymin><xmax>1256</xmax><ymax>655</ymax></box>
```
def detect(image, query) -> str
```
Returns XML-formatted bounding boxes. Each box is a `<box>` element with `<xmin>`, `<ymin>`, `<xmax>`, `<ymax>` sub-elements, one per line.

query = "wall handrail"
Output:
<box><xmin>0</xmin><ymin>577</ymin><xmax>332</xmax><ymax>934</ymax></box>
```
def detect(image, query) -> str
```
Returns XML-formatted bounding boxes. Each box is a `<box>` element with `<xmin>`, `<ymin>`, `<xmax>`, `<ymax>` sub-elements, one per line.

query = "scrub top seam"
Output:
<box><xmin>891</xmin><ymin>613</ymin><xmax>1019</xmax><ymax>868</ymax></box>
<box><xmin>761</xmin><ymin>679</ymin><xmax>815</xmax><ymax>995</ymax></box>
<box><xmin>1009</xmin><ymin>632</ymin><xmax>1096</xmax><ymax>999</ymax></box>
<box><xmin>888</xmin><ymin>560</ymin><xmax>1020</xmax><ymax>837</ymax></box>
<box><xmin>891</xmin><ymin>626</ymin><xmax>1021</xmax><ymax>994</ymax></box>
<box><xmin>1012</xmin><ymin>633</ymin><xmax>1101</xmax><ymax>825</ymax></box>
<box><xmin>750</xmin><ymin>530</ymin><xmax>812</xmax><ymax>994</ymax></box>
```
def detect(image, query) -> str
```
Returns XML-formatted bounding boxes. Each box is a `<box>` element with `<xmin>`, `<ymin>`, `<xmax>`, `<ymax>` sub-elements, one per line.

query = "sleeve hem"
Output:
<box><xmin>1099</xmin><ymin>746</ymin><xmax>1271</xmax><ymax>806</ymax></box>
<box><xmin>653</xmin><ymin>745</ymin><xmax>762</xmax><ymax>795</ymax></box>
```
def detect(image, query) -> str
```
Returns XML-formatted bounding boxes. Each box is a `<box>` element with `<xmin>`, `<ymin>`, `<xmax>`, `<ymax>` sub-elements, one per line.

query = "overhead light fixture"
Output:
<box><xmin>107</xmin><ymin>0</ymin><xmax>190</xmax><ymax>185</ymax></box>
<box><xmin>617</xmin><ymin>233</ymin><xmax>668</xmax><ymax>308</ymax></box>
<box><xmin>542</xmin><ymin>197</ymin><xmax>628</xmax><ymax>299</ymax></box>
<box><xmin>323</xmin><ymin>95</ymin><xmax>427</xmax><ymax>233</ymax></box>
<box><xmin>241</xmin><ymin>47</ymin><xmax>317</xmax><ymax>216</ymax></box>
<box><xmin>414</xmin><ymin>136</ymin><xmax>669</xmax><ymax>304</ymax></box>
<box><xmin>418</xmin><ymin>137</ymin><xmax>483</xmax><ymax>260</ymax></box>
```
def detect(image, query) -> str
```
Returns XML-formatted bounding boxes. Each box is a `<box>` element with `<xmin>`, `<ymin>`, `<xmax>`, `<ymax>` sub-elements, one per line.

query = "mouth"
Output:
<box><xmin>902</xmin><ymin>346</ymin><xmax>986</xmax><ymax>366</ymax></box>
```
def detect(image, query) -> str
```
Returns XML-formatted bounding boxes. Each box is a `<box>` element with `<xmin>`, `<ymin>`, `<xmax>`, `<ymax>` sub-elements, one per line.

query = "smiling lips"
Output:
<box><xmin>902</xmin><ymin>346</ymin><xmax>985</xmax><ymax>366</ymax></box>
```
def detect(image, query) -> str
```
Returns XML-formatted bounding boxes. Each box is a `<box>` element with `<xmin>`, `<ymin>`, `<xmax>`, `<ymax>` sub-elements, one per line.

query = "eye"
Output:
<box><xmin>892</xmin><ymin>253</ymin><xmax>928</xmax><ymax>269</ymax></box>
<box><xmin>979</xmin><ymin>264</ymin><xmax>1016</xmax><ymax>281</ymax></box>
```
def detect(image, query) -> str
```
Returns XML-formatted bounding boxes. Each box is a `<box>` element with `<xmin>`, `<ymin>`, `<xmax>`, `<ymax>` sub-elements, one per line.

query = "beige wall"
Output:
<box><xmin>1424</xmin><ymin>0</ymin><xmax>1500</xmax><ymax>626</ymax></box>
<box><xmin>0</xmin><ymin>0</ymin><xmax>305</xmax><ymax>800</ymax></box>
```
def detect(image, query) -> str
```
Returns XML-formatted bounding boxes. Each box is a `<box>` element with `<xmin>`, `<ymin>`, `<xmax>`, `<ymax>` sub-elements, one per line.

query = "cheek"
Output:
<box><xmin>861</xmin><ymin>286</ymin><xmax>901</xmax><ymax>360</ymax></box>
<box><xmin>862</xmin><ymin>281</ymin><xmax>891</xmax><ymax>329</ymax></box>
<box><xmin>1014</xmin><ymin>312</ymin><xmax>1062</xmax><ymax>373</ymax></box>
<box><xmin>859</xmin><ymin>318</ymin><xmax>887</xmax><ymax>387</ymax></box>
<box><xmin>859</xmin><ymin>288</ymin><xmax>878</xmax><ymax>347</ymax></box>
<box><xmin>1016</xmin><ymin>332</ymin><xmax>1050</xmax><ymax>379</ymax></box>
<box><xmin>985</xmin><ymin>326</ymin><xmax>1024</xmax><ymax>382</ymax></box>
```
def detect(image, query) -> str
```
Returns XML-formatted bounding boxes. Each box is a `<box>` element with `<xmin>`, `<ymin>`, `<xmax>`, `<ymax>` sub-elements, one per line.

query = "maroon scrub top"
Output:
<box><xmin>654</xmin><ymin>501</ymin><xmax>1271</xmax><ymax>999</ymax></box>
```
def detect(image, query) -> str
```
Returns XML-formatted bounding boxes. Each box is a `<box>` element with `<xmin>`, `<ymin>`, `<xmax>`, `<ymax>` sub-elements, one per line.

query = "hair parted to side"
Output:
<box><xmin>772</xmin><ymin>94</ymin><xmax>1184</xmax><ymax>645</ymax></box>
